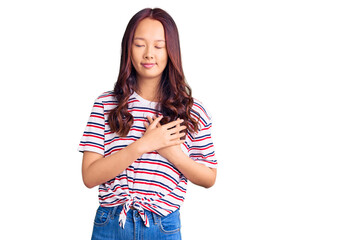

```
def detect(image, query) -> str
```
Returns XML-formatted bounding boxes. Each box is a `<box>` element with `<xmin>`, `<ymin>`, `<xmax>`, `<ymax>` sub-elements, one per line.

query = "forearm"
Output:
<box><xmin>165</xmin><ymin>150</ymin><xmax>217</xmax><ymax>188</ymax></box>
<box><xmin>83</xmin><ymin>139</ymin><xmax>146</xmax><ymax>188</ymax></box>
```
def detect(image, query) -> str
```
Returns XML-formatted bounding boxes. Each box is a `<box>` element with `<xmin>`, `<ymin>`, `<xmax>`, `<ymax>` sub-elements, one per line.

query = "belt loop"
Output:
<box><xmin>111</xmin><ymin>205</ymin><xmax>119</xmax><ymax>220</ymax></box>
<box><xmin>152</xmin><ymin>212</ymin><xmax>159</xmax><ymax>225</ymax></box>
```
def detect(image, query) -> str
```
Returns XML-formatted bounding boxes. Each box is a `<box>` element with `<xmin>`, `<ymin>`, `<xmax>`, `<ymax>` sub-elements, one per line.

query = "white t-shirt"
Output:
<box><xmin>78</xmin><ymin>91</ymin><xmax>217</xmax><ymax>227</ymax></box>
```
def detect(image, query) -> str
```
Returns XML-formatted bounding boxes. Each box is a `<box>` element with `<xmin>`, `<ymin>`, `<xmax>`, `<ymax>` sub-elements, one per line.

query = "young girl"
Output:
<box><xmin>78</xmin><ymin>8</ymin><xmax>217</xmax><ymax>240</ymax></box>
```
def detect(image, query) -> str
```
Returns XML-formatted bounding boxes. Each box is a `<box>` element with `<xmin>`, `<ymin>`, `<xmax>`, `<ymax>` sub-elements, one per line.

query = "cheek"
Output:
<box><xmin>131</xmin><ymin>50</ymin><xmax>140</xmax><ymax>68</ymax></box>
<box><xmin>159</xmin><ymin>51</ymin><xmax>168</xmax><ymax>66</ymax></box>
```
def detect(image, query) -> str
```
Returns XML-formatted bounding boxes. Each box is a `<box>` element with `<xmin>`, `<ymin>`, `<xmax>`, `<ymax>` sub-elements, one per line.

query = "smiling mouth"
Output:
<box><xmin>141</xmin><ymin>63</ymin><xmax>156</xmax><ymax>69</ymax></box>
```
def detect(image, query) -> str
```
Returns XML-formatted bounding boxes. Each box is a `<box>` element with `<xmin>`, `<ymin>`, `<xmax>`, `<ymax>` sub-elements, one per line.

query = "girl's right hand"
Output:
<box><xmin>139</xmin><ymin>116</ymin><xmax>186</xmax><ymax>153</ymax></box>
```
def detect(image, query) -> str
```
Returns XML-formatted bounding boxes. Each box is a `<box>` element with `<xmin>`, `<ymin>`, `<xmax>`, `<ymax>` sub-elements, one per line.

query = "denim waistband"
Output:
<box><xmin>98</xmin><ymin>204</ymin><xmax>160</xmax><ymax>225</ymax></box>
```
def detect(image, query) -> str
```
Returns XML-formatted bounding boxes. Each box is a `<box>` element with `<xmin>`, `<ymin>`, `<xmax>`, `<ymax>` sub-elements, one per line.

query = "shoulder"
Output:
<box><xmin>191</xmin><ymin>98</ymin><xmax>213</xmax><ymax>128</ymax></box>
<box><xmin>96</xmin><ymin>90</ymin><xmax>116</xmax><ymax>101</ymax></box>
<box><xmin>89</xmin><ymin>91</ymin><xmax>117</xmax><ymax>111</ymax></box>
<box><xmin>91</xmin><ymin>91</ymin><xmax>117</xmax><ymax>106</ymax></box>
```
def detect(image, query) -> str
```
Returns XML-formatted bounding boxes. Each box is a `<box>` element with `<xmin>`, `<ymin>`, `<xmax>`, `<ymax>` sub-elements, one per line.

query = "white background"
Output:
<box><xmin>1</xmin><ymin>0</ymin><xmax>354</xmax><ymax>239</ymax></box>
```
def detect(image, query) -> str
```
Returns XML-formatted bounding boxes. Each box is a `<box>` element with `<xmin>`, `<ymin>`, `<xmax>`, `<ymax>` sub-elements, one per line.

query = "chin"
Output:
<box><xmin>138</xmin><ymin>72</ymin><xmax>163</xmax><ymax>80</ymax></box>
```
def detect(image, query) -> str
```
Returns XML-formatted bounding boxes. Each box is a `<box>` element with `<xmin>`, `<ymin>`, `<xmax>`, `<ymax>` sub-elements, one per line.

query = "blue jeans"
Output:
<box><xmin>91</xmin><ymin>205</ymin><xmax>182</xmax><ymax>240</ymax></box>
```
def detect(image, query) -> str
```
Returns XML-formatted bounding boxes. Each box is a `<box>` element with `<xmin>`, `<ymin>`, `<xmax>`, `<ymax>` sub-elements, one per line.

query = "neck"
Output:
<box><xmin>136</xmin><ymin>76</ymin><xmax>161</xmax><ymax>102</ymax></box>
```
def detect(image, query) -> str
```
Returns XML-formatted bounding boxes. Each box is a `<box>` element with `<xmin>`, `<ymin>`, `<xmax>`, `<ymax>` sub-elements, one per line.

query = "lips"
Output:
<box><xmin>141</xmin><ymin>63</ymin><xmax>156</xmax><ymax>69</ymax></box>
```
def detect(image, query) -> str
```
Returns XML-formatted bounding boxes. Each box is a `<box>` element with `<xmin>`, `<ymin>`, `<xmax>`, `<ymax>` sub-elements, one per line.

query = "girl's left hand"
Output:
<box><xmin>145</xmin><ymin>115</ymin><xmax>186</xmax><ymax>160</ymax></box>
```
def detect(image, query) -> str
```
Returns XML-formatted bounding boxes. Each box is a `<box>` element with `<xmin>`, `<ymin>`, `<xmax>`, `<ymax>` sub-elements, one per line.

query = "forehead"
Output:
<box><xmin>134</xmin><ymin>18</ymin><xmax>165</xmax><ymax>41</ymax></box>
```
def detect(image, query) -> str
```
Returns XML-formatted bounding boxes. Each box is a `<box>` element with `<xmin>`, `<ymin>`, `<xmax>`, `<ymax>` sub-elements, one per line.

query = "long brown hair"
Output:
<box><xmin>108</xmin><ymin>8</ymin><xmax>199</xmax><ymax>136</ymax></box>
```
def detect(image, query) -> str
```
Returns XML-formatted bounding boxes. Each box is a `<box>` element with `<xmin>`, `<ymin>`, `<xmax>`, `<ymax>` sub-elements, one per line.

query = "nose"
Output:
<box><xmin>144</xmin><ymin>46</ymin><xmax>154</xmax><ymax>60</ymax></box>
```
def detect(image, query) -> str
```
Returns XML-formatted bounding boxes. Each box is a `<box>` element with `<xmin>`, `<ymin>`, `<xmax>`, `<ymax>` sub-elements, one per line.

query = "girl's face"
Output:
<box><xmin>131</xmin><ymin>18</ymin><xmax>168</xmax><ymax>82</ymax></box>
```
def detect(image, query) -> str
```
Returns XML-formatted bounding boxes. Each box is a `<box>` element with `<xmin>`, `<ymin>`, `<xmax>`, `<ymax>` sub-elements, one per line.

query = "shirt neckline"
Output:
<box><xmin>132</xmin><ymin>91</ymin><xmax>159</xmax><ymax>106</ymax></box>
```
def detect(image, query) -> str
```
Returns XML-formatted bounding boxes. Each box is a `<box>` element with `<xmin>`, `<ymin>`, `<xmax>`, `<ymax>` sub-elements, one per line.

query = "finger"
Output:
<box><xmin>168</xmin><ymin>132</ymin><xmax>186</xmax><ymax>144</ymax></box>
<box><xmin>156</xmin><ymin>118</ymin><xmax>162</xmax><ymax>127</ymax></box>
<box><xmin>171</xmin><ymin>132</ymin><xmax>186</xmax><ymax>139</ymax></box>
<box><xmin>169</xmin><ymin>139</ymin><xmax>185</xmax><ymax>146</ymax></box>
<box><xmin>178</xmin><ymin>125</ymin><xmax>187</xmax><ymax>131</ymax></box>
<box><xmin>163</xmin><ymin>118</ymin><xmax>184</xmax><ymax>130</ymax></box>
<box><xmin>147</xmin><ymin>116</ymin><xmax>153</xmax><ymax>124</ymax></box>
<box><xmin>168</xmin><ymin>124</ymin><xmax>187</xmax><ymax>135</ymax></box>
<box><xmin>143</xmin><ymin>121</ymin><xmax>149</xmax><ymax>129</ymax></box>
<box><xmin>152</xmin><ymin>115</ymin><xmax>162</xmax><ymax>127</ymax></box>
<box><xmin>149</xmin><ymin>115</ymin><xmax>163</xmax><ymax>128</ymax></box>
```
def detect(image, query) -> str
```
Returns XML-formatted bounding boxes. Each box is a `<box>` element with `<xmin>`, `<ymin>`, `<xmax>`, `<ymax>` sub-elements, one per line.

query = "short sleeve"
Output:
<box><xmin>78</xmin><ymin>95</ymin><xmax>105</xmax><ymax>156</ymax></box>
<box><xmin>188</xmin><ymin>101</ymin><xmax>217</xmax><ymax>168</ymax></box>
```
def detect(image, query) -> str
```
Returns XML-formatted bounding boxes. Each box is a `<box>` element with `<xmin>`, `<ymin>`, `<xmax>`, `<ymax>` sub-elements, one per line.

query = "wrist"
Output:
<box><xmin>162</xmin><ymin>147</ymin><xmax>185</xmax><ymax>163</ymax></box>
<box><xmin>134</xmin><ymin>138</ymin><xmax>149</xmax><ymax>155</ymax></box>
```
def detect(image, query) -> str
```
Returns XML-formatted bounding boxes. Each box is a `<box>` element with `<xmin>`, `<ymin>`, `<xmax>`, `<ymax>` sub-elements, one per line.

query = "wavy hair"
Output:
<box><xmin>108</xmin><ymin>8</ymin><xmax>199</xmax><ymax>136</ymax></box>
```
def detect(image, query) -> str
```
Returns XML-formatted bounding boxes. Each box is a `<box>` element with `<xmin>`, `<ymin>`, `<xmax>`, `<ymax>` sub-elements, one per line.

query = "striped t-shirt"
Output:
<box><xmin>78</xmin><ymin>91</ymin><xmax>217</xmax><ymax>228</ymax></box>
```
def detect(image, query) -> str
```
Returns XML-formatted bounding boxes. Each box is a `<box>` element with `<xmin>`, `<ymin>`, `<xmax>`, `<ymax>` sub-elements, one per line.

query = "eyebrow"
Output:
<box><xmin>133</xmin><ymin>37</ymin><xmax>165</xmax><ymax>42</ymax></box>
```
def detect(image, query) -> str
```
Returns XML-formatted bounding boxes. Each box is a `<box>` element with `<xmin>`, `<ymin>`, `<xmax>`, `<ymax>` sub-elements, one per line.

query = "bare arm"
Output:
<box><xmin>161</xmin><ymin>148</ymin><xmax>217</xmax><ymax>188</ymax></box>
<box><xmin>82</xmin><ymin>116</ymin><xmax>185</xmax><ymax>188</ymax></box>
<box><xmin>82</xmin><ymin>140</ymin><xmax>146</xmax><ymax>188</ymax></box>
<box><xmin>145</xmin><ymin>116</ymin><xmax>217</xmax><ymax>188</ymax></box>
